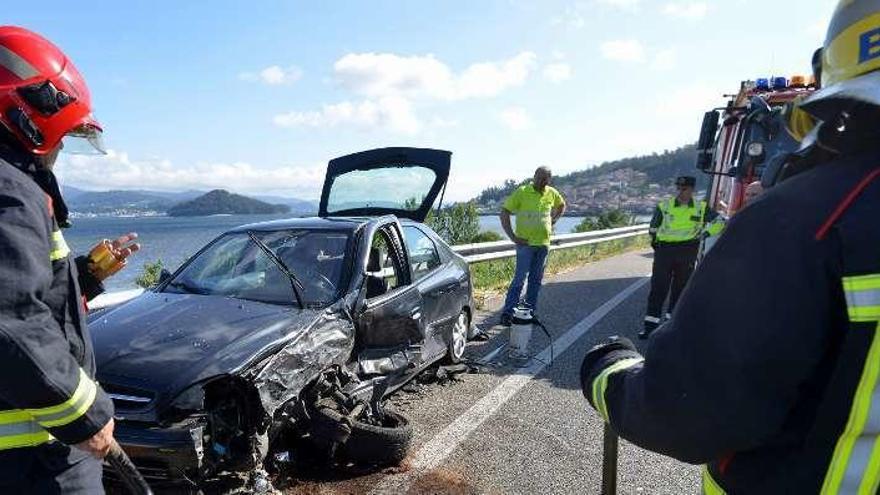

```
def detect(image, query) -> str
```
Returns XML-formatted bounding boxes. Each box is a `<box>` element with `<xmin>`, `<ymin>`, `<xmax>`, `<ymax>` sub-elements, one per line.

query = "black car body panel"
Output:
<box><xmin>319</xmin><ymin>147</ymin><xmax>452</xmax><ymax>222</ymax></box>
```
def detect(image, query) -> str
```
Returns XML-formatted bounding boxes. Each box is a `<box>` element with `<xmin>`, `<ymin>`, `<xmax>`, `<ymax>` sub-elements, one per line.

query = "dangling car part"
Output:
<box><xmin>302</xmin><ymin>366</ymin><xmax>413</xmax><ymax>467</ymax></box>
<box><xmin>90</xmin><ymin>148</ymin><xmax>475</xmax><ymax>489</ymax></box>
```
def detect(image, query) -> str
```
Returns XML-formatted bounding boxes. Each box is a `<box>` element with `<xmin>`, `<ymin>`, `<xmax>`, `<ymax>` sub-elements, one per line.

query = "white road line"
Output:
<box><xmin>370</xmin><ymin>277</ymin><xmax>649</xmax><ymax>494</ymax></box>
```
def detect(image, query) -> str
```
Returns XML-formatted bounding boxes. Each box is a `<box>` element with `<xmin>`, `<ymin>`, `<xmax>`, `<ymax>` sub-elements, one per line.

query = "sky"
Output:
<box><xmin>8</xmin><ymin>0</ymin><xmax>836</xmax><ymax>202</ymax></box>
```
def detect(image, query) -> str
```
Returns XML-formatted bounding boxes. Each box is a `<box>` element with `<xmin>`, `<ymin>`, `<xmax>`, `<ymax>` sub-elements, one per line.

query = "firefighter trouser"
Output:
<box><xmin>645</xmin><ymin>242</ymin><xmax>699</xmax><ymax>324</ymax></box>
<box><xmin>0</xmin><ymin>442</ymin><xmax>104</xmax><ymax>494</ymax></box>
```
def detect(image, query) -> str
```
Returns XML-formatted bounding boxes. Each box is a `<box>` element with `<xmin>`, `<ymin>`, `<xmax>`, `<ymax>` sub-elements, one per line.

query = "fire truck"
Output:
<box><xmin>695</xmin><ymin>75</ymin><xmax>818</xmax><ymax>218</ymax></box>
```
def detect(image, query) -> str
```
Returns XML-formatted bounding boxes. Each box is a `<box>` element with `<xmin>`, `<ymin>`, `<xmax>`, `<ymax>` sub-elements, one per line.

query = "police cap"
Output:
<box><xmin>675</xmin><ymin>176</ymin><xmax>696</xmax><ymax>187</ymax></box>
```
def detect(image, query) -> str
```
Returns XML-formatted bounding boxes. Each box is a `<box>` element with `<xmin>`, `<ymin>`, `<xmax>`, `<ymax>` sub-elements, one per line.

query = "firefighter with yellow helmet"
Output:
<box><xmin>580</xmin><ymin>1</ymin><xmax>880</xmax><ymax>492</ymax></box>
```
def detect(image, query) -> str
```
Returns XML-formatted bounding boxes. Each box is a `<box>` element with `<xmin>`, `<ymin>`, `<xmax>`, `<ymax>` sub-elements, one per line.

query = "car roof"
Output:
<box><xmin>226</xmin><ymin>216</ymin><xmax>371</xmax><ymax>233</ymax></box>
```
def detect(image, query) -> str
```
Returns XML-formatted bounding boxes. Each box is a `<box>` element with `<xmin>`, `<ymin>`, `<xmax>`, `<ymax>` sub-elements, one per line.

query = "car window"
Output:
<box><xmin>403</xmin><ymin>226</ymin><xmax>441</xmax><ymax>281</ymax></box>
<box><xmin>164</xmin><ymin>230</ymin><xmax>351</xmax><ymax>307</ymax></box>
<box><xmin>365</xmin><ymin>228</ymin><xmax>405</xmax><ymax>299</ymax></box>
<box><xmin>326</xmin><ymin>166</ymin><xmax>437</xmax><ymax>214</ymax></box>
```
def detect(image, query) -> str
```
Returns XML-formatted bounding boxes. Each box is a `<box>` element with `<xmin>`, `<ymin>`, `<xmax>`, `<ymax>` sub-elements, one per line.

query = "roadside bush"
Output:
<box><xmin>471</xmin><ymin>230</ymin><xmax>503</xmax><ymax>243</ymax></box>
<box><xmin>574</xmin><ymin>209</ymin><xmax>633</xmax><ymax>233</ymax></box>
<box><xmin>135</xmin><ymin>259</ymin><xmax>164</xmax><ymax>288</ymax></box>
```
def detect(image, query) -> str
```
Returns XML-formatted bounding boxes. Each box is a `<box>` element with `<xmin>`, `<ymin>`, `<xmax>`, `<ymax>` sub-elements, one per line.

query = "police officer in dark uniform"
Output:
<box><xmin>640</xmin><ymin>176</ymin><xmax>721</xmax><ymax>339</ymax></box>
<box><xmin>0</xmin><ymin>26</ymin><xmax>139</xmax><ymax>493</ymax></box>
<box><xmin>581</xmin><ymin>1</ymin><xmax>880</xmax><ymax>492</ymax></box>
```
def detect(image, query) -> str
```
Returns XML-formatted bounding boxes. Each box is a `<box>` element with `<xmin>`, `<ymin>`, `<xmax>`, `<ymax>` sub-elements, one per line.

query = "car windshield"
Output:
<box><xmin>164</xmin><ymin>229</ymin><xmax>351</xmax><ymax>307</ymax></box>
<box><xmin>326</xmin><ymin>166</ymin><xmax>437</xmax><ymax>214</ymax></box>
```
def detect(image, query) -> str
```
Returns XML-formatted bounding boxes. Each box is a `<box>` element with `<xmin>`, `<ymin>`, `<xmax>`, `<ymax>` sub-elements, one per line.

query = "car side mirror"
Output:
<box><xmin>158</xmin><ymin>269</ymin><xmax>172</xmax><ymax>285</ymax></box>
<box><xmin>695</xmin><ymin>110</ymin><xmax>720</xmax><ymax>172</ymax></box>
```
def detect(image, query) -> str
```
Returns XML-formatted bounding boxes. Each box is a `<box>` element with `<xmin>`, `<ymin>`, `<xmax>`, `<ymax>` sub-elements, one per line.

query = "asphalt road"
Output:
<box><xmin>284</xmin><ymin>249</ymin><xmax>701</xmax><ymax>495</ymax></box>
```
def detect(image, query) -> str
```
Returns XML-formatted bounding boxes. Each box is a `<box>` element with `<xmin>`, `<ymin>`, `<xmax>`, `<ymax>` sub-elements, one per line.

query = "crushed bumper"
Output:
<box><xmin>103</xmin><ymin>420</ymin><xmax>206</xmax><ymax>487</ymax></box>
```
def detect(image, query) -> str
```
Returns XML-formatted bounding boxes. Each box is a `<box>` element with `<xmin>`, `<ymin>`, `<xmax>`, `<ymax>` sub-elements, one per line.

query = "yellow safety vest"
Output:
<box><xmin>656</xmin><ymin>198</ymin><xmax>706</xmax><ymax>243</ymax></box>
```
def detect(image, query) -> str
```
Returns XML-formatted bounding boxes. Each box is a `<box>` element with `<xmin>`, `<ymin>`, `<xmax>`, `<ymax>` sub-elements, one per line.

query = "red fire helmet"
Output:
<box><xmin>0</xmin><ymin>26</ymin><xmax>104</xmax><ymax>155</ymax></box>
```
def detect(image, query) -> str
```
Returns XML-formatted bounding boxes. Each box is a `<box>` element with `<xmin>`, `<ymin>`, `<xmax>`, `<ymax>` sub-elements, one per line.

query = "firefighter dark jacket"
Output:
<box><xmin>583</xmin><ymin>148</ymin><xmax>880</xmax><ymax>493</ymax></box>
<box><xmin>0</xmin><ymin>149</ymin><xmax>114</xmax><ymax>452</ymax></box>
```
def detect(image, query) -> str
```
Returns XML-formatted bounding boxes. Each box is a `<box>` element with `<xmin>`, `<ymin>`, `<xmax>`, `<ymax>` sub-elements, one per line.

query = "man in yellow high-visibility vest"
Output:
<box><xmin>499</xmin><ymin>166</ymin><xmax>565</xmax><ymax>325</ymax></box>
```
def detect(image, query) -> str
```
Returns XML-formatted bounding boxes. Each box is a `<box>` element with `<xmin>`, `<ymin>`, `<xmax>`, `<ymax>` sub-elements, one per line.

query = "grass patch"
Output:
<box><xmin>469</xmin><ymin>234</ymin><xmax>650</xmax><ymax>308</ymax></box>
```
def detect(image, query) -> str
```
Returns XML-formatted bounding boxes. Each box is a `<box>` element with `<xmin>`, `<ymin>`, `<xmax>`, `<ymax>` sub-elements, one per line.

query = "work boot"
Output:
<box><xmin>639</xmin><ymin>316</ymin><xmax>661</xmax><ymax>340</ymax></box>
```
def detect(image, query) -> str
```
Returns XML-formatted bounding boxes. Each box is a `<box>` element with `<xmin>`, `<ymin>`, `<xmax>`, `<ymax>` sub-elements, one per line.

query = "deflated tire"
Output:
<box><xmin>308</xmin><ymin>405</ymin><xmax>413</xmax><ymax>466</ymax></box>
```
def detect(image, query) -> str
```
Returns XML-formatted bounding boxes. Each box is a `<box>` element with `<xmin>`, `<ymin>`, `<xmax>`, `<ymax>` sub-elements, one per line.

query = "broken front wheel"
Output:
<box><xmin>307</xmin><ymin>402</ymin><xmax>413</xmax><ymax>467</ymax></box>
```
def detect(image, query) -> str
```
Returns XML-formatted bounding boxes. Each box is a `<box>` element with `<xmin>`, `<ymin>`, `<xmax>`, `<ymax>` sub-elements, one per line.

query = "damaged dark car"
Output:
<box><xmin>88</xmin><ymin>148</ymin><xmax>475</xmax><ymax>488</ymax></box>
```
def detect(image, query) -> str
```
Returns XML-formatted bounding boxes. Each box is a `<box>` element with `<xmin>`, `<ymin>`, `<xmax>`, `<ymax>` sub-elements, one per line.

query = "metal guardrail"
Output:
<box><xmin>89</xmin><ymin>224</ymin><xmax>649</xmax><ymax>311</ymax></box>
<box><xmin>453</xmin><ymin>224</ymin><xmax>649</xmax><ymax>263</ymax></box>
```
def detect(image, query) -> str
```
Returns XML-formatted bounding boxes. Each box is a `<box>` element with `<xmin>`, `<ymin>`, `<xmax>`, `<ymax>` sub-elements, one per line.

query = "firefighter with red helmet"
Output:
<box><xmin>0</xmin><ymin>26</ymin><xmax>139</xmax><ymax>493</ymax></box>
<box><xmin>581</xmin><ymin>1</ymin><xmax>880</xmax><ymax>492</ymax></box>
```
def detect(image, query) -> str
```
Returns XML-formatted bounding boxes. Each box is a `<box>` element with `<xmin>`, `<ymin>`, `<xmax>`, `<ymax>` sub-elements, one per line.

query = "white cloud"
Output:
<box><xmin>600</xmin><ymin>39</ymin><xmax>645</xmax><ymax>63</ymax></box>
<box><xmin>597</xmin><ymin>0</ymin><xmax>640</xmax><ymax>11</ymax></box>
<box><xmin>601</xmin><ymin>40</ymin><xmax>677</xmax><ymax>71</ymax></box>
<box><xmin>56</xmin><ymin>151</ymin><xmax>325</xmax><ymax>199</ymax></box>
<box><xmin>272</xmin><ymin>95</ymin><xmax>420</xmax><ymax>134</ymax></box>
<box><xmin>333</xmin><ymin>51</ymin><xmax>537</xmax><ymax>101</ymax></box>
<box><xmin>274</xmin><ymin>51</ymin><xmax>538</xmax><ymax>135</ymax></box>
<box><xmin>239</xmin><ymin>65</ymin><xmax>303</xmax><ymax>85</ymax></box>
<box><xmin>429</xmin><ymin>117</ymin><xmax>459</xmax><ymax>128</ymax></box>
<box><xmin>651</xmin><ymin>49</ymin><xmax>677</xmax><ymax>71</ymax></box>
<box><xmin>498</xmin><ymin>107</ymin><xmax>532</xmax><ymax>131</ymax></box>
<box><xmin>551</xmin><ymin>5</ymin><xmax>586</xmax><ymax>29</ymax></box>
<box><xmin>662</xmin><ymin>2</ymin><xmax>708</xmax><ymax>20</ymax></box>
<box><xmin>543</xmin><ymin>63</ymin><xmax>572</xmax><ymax>83</ymax></box>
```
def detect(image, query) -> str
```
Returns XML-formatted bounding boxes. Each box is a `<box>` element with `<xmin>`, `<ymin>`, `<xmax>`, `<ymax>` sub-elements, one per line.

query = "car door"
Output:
<box><xmin>355</xmin><ymin>221</ymin><xmax>428</xmax><ymax>376</ymax></box>
<box><xmin>402</xmin><ymin>224</ymin><xmax>456</xmax><ymax>360</ymax></box>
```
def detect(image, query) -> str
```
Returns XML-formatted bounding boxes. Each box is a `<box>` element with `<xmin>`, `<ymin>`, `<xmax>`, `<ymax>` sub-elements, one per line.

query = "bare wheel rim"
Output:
<box><xmin>452</xmin><ymin>312</ymin><xmax>468</xmax><ymax>359</ymax></box>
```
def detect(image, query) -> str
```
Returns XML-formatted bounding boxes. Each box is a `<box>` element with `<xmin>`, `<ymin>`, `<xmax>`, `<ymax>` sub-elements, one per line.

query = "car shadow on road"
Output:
<box><xmin>466</xmin><ymin>275</ymin><xmax>651</xmax><ymax>393</ymax></box>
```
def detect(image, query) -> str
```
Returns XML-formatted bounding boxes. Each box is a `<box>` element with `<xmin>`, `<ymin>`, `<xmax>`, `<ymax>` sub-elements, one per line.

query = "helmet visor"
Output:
<box><xmin>61</xmin><ymin>123</ymin><xmax>106</xmax><ymax>155</ymax></box>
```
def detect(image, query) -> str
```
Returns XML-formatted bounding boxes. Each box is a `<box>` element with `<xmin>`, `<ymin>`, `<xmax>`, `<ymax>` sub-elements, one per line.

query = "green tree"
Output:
<box><xmin>574</xmin><ymin>217</ymin><xmax>600</xmax><ymax>233</ymax></box>
<box><xmin>426</xmin><ymin>202</ymin><xmax>481</xmax><ymax>246</ymax></box>
<box><xmin>135</xmin><ymin>259</ymin><xmax>164</xmax><ymax>288</ymax></box>
<box><xmin>574</xmin><ymin>209</ymin><xmax>631</xmax><ymax>233</ymax></box>
<box><xmin>597</xmin><ymin>209</ymin><xmax>631</xmax><ymax>229</ymax></box>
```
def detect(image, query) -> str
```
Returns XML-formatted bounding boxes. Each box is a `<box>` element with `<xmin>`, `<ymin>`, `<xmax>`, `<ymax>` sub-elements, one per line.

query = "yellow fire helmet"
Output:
<box><xmin>802</xmin><ymin>0</ymin><xmax>880</xmax><ymax>120</ymax></box>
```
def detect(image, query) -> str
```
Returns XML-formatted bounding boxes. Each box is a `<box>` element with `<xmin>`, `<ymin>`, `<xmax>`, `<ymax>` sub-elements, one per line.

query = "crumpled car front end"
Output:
<box><xmin>93</xmin><ymin>294</ymin><xmax>357</xmax><ymax>487</ymax></box>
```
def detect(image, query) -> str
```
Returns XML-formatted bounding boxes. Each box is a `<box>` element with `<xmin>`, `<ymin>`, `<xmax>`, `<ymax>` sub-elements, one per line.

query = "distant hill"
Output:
<box><xmin>473</xmin><ymin>145</ymin><xmax>702</xmax><ymax>215</ymax></box>
<box><xmin>251</xmin><ymin>195</ymin><xmax>317</xmax><ymax>215</ymax></box>
<box><xmin>167</xmin><ymin>189</ymin><xmax>290</xmax><ymax>217</ymax></box>
<box><xmin>62</xmin><ymin>186</ymin><xmax>315</xmax><ymax>216</ymax></box>
<box><xmin>66</xmin><ymin>190</ymin><xmax>175</xmax><ymax>215</ymax></box>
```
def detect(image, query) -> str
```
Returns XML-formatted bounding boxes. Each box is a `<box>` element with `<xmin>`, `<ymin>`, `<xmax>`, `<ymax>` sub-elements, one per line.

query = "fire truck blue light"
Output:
<box><xmin>772</xmin><ymin>77</ymin><xmax>788</xmax><ymax>89</ymax></box>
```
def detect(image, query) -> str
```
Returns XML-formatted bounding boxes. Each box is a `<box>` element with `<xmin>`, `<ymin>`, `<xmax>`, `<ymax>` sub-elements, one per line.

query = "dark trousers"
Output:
<box><xmin>0</xmin><ymin>442</ymin><xmax>104</xmax><ymax>494</ymax></box>
<box><xmin>646</xmin><ymin>242</ymin><xmax>700</xmax><ymax>320</ymax></box>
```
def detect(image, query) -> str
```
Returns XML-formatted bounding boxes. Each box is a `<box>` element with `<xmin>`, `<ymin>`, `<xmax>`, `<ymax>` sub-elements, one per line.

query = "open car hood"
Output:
<box><xmin>319</xmin><ymin>147</ymin><xmax>451</xmax><ymax>222</ymax></box>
